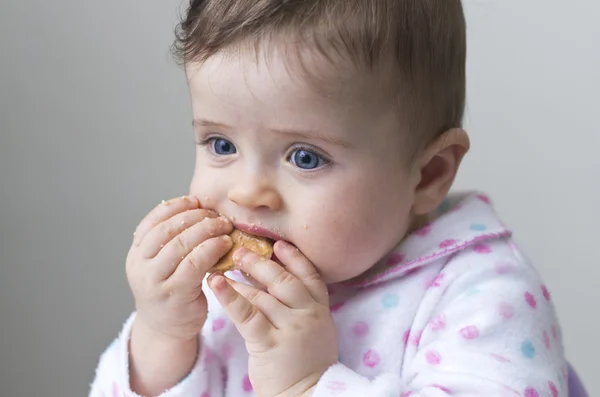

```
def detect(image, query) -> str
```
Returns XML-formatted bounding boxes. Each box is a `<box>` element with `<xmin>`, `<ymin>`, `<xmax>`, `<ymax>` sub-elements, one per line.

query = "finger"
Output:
<box><xmin>225</xmin><ymin>277</ymin><xmax>288</xmax><ymax>327</ymax></box>
<box><xmin>208</xmin><ymin>273</ymin><xmax>275</xmax><ymax>342</ymax></box>
<box><xmin>150</xmin><ymin>215</ymin><xmax>232</xmax><ymax>264</ymax></box>
<box><xmin>164</xmin><ymin>235</ymin><xmax>233</xmax><ymax>287</ymax></box>
<box><xmin>139</xmin><ymin>208</ymin><xmax>223</xmax><ymax>259</ymax></box>
<box><xmin>133</xmin><ymin>195</ymin><xmax>211</xmax><ymax>247</ymax></box>
<box><xmin>233</xmin><ymin>248</ymin><xmax>314</xmax><ymax>308</ymax></box>
<box><xmin>273</xmin><ymin>241</ymin><xmax>329</xmax><ymax>306</ymax></box>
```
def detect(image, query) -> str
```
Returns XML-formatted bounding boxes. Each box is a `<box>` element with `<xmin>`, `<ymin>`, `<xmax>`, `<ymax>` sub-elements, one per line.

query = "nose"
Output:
<box><xmin>227</xmin><ymin>174</ymin><xmax>283</xmax><ymax>211</ymax></box>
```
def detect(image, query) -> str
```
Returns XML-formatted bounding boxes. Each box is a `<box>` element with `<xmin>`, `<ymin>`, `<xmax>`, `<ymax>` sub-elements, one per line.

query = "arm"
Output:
<box><xmin>89</xmin><ymin>312</ymin><xmax>225</xmax><ymax>397</ymax></box>
<box><xmin>129</xmin><ymin>319</ymin><xmax>199</xmax><ymax>396</ymax></box>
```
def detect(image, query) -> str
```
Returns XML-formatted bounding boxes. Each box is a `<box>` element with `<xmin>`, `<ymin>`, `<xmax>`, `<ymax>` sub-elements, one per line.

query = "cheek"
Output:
<box><xmin>188</xmin><ymin>165</ymin><xmax>221</xmax><ymax>209</ymax></box>
<box><xmin>293</xmin><ymin>175</ymin><xmax>412</xmax><ymax>282</ymax></box>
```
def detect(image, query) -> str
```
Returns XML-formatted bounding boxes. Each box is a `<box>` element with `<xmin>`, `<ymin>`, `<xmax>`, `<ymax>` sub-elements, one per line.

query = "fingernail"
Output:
<box><xmin>210</xmin><ymin>274</ymin><xmax>227</xmax><ymax>291</ymax></box>
<box><xmin>232</xmin><ymin>248</ymin><xmax>250</xmax><ymax>265</ymax></box>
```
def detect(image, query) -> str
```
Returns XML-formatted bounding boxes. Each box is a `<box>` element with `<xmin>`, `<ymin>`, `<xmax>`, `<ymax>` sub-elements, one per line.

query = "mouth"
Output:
<box><xmin>233</xmin><ymin>222</ymin><xmax>284</xmax><ymax>243</ymax></box>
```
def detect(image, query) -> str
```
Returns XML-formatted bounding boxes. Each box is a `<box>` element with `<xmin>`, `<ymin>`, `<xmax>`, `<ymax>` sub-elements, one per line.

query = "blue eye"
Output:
<box><xmin>211</xmin><ymin>138</ymin><xmax>236</xmax><ymax>155</ymax></box>
<box><xmin>289</xmin><ymin>148</ymin><xmax>327</xmax><ymax>170</ymax></box>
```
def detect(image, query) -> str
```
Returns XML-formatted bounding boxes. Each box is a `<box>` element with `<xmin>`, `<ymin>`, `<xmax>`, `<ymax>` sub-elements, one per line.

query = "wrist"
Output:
<box><xmin>129</xmin><ymin>318</ymin><xmax>200</xmax><ymax>396</ymax></box>
<box><xmin>133</xmin><ymin>317</ymin><xmax>199</xmax><ymax>346</ymax></box>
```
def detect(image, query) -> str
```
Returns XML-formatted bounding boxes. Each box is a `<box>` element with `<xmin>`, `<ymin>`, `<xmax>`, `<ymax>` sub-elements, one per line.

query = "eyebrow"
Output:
<box><xmin>192</xmin><ymin>118</ymin><xmax>350</xmax><ymax>147</ymax></box>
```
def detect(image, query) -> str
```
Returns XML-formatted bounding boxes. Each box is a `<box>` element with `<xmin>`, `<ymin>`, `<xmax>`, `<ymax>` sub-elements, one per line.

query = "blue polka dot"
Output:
<box><xmin>470</xmin><ymin>223</ymin><xmax>487</xmax><ymax>231</ymax></box>
<box><xmin>521</xmin><ymin>340</ymin><xmax>536</xmax><ymax>359</ymax></box>
<box><xmin>382</xmin><ymin>293</ymin><xmax>399</xmax><ymax>308</ymax></box>
<box><xmin>465</xmin><ymin>287</ymin><xmax>481</xmax><ymax>296</ymax></box>
<box><xmin>557</xmin><ymin>371</ymin><xmax>564</xmax><ymax>389</ymax></box>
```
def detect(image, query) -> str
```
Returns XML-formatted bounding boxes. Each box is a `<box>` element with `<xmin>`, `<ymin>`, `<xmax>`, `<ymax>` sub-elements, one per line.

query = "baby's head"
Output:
<box><xmin>174</xmin><ymin>0</ymin><xmax>470</xmax><ymax>283</ymax></box>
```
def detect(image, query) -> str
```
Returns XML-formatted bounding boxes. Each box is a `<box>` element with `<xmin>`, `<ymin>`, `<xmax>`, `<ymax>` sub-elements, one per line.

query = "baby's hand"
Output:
<box><xmin>208</xmin><ymin>241</ymin><xmax>338</xmax><ymax>397</ymax></box>
<box><xmin>126</xmin><ymin>196</ymin><xmax>233</xmax><ymax>341</ymax></box>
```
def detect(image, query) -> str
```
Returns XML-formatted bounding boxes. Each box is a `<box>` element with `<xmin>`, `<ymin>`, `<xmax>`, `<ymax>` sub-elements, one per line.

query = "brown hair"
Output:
<box><xmin>172</xmin><ymin>0</ymin><xmax>466</xmax><ymax>152</ymax></box>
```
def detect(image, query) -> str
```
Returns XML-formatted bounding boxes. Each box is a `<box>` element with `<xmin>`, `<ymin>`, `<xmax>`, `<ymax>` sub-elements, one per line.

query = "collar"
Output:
<box><xmin>344</xmin><ymin>191</ymin><xmax>512</xmax><ymax>288</ymax></box>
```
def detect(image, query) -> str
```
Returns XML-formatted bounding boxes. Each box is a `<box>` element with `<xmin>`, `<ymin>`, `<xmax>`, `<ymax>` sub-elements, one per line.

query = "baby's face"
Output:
<box><xmin>186</xmin><ymin>47</ymin><xmax>420</xmax><ymax>283</ymax></box>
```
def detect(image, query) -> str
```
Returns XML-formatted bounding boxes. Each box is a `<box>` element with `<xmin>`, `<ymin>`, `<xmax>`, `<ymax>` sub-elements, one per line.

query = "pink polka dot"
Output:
<box><xmin>524</xmin><ymin>387</ymin><xmax>539</xmax><ymax>397</ymax></box>
<box><xmin>474</xmin><ymin>244</ymin><xmax>492</xmax><ymax>254</ymax></box>
<box><xmin>429</xmin><ymin>314</ymin><xmax>446</xmax><ymax>331</ymax></box>
<box><xmin>362</xmin><ymin>349</ymin><xmax>381</xmax><ymax>368</ymax></box>
<box><xmin>490</xmin><ymin>353</ymin><xmax>511</xmax><ymax>363</ymax></box>
<box><xmin>242</xmin><ymin>375</ymin><xmax>253</xmax><ymax>392</ymax></box>
<box><xmin>459</xmin><ymin>325</ymin><xmax>480</xmax><ymax>340</ymax></box>
<box><xmin>439</xmin><ymin>239</ymin><xmax>457</xmax><ymax>249</ymax></box>
<box><xmin>477</xmin><ymin>194</ymin><xmax>491</xmax><ymax>204</ymax></box>
<box><xmin>415</xmin><ymin>224</ymin><xmax>432</xmax><ymax>237</ymax></box>
<box><xmin>427</xmin><ymin>274</ymin><xmax>444</xmax><ymax>288</ymax></box>
<box><xmin>525</xmin><ymin>292</ymin><xmax>537</xmax><ymax>309</ymax></box>
<box><xmin>542</xmin><ymin>285</ymin><xmax>551</xmax><ymax>301</ymax></box>
<box><xmin>201</xmin><ymin>393</ymin><xmax>210</xmax><ymax>397</ymax></box>
<box><xmin>221</xmin><ymin>342</ymin><xmax>233</xmax><ymax>360</ymax></box>
<box><xmin>111</xmin><ymin>382</ymin><xmax>120</xmax><ymax>397</ymax></box>
<box><xmin>543</xmin><ymin>330</ymin><xmax>551</xmax><ymax>349</ymax></box>
<box><xmin>212</xmin><ymin>317</ymin><xmax>226</xmax><ymax>332</ymax></box>
<box><xmin>432</xmin><ymin>385</ymin><xmax>451</xmax><ymax>393</ymax></box>
<box><xmin>425</xmin><ymin>350</ymin><xmax>441</xmax><ymax>365</ymax></box>
<box><xmin>327</xmin><ymin>380</ymin><xmax>346</xmax><ymax>395</ymax></box>
<box><xmin>495</xmin><ymin>261</ymin><xmax>515</xmax><ymax>274</ymax></box>
<box><xmin>403</xmin><ymin>330</ymin><xmax>410</xmax><ymax>347</ymax></box>
<box><xmin>549</xmin><ymin>381</ymin><xmax>558</xmax><ymax>397</ymax></box>
<box><xmin>411</xmin><ymin>330</ymin><xmax>423</xmax><ymax>346</ymax></box>
<box><xmin>387</xmin><ymin>253</ymin><xmax>405</xmax><ymax>266</ymax></box>
<box><xmin>203</xmin><ymin>346</ymin><xmax>216</xmax><ymax>364</ymax></box>
<box><xmin>498</xmin><ymin>302</ymin><xmax>515</xmax><ymax>319</ymax></box>
<box><xmin>352</xmin><ymin>321</ymin><xmax>369</xmax><ymax>337</ymax></box>
<box><xmin>330</xmin><ymin>302</ymin><xmax>345</xmax><ymax>312</ymax></box>
<box><xmin>402</xmin><ymin>392</ymin><xmax>414</xmax><ymax>397</ymax></box>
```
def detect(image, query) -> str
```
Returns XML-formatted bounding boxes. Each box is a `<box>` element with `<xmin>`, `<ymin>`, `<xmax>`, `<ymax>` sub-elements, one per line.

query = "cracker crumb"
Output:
<box><xmin>161</xmin><ymin>199</ymin><xmax>169</xmax><ymax>205</ymax></box>
<box><xmin>304</xmin><ymin>225</ymin><xmax>308</xmax><ymax>230</ymax></box>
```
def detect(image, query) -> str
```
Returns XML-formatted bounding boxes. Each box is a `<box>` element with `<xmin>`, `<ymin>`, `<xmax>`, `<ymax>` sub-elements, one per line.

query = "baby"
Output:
<box><xmin>90</xmin><ymin>1</ymin><xmax>568</xmax><ymax>396</ymax></box>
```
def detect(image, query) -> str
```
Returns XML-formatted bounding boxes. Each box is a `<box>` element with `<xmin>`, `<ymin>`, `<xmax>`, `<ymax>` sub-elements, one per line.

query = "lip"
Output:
<box><xmin>233</xmin><ymin>222</ymin><xmax>284</xmax><ymax>242</ymax></box>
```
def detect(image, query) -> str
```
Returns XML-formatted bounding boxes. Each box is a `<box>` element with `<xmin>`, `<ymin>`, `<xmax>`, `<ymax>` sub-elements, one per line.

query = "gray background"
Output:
<box><xmin>1</xmin><ymin>0</ymin><xmax>598</xmax><ymax>396</ymax></box>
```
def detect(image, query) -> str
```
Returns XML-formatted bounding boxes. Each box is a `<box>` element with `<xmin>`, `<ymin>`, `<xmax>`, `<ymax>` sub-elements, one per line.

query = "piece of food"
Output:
<box><xmin>209</xmin><ymin>229</ymin><xmax>273</xmax><ymax>272</ymax></box>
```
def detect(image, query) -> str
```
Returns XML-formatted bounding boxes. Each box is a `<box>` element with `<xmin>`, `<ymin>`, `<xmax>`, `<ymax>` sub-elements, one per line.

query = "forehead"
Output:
<box><xmin>185</xmin><ymin>40</ymin><xmax>395</xmax><ymax>118</ymax></box>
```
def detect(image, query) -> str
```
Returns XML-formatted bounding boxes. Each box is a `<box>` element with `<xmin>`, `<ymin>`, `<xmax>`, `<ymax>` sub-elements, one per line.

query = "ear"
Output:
<box><xmin>411</xmin><ymin>128</ymin><xmax>470</xmax><ymax>215</ymax></box>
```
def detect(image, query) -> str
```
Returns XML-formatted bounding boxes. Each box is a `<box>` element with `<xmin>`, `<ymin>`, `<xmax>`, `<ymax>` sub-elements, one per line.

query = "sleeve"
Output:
<box><xmin>312</xmin><ymin>246</ymin><xmax>568</xmax><ymax>397</ymax></box>
<box><xmin>88</xmin><ymin>312</ymin><xmax>225</xmax><ymax>397</ymax></box>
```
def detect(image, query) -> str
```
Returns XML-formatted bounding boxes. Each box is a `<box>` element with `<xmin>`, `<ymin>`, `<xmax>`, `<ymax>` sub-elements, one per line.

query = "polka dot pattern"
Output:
<box><xmin>242</xmin><ymin>375</ymin><xmax>253</xmax><ymax>392</ymax></box>
<box><xmin>426</xmin><ymin>350</ymin><xmax>441</xmax><ymax>365</ymax></box>
<box><xmin>524</xmin><ymin>387</ymin><xmax>539</xmax><ymax>397</ymax></box>
<box><xmin>525</xmin><ymin>292</ymin><xmax>537</xmax><ymax>309</ymax></box>
<box><xmin>521</xmin><ymin>340</ymin><xmax>536</xmax><ymax>359</ymax></box>
<box><xmin>363</xmin><ymin>349</ymin><xmax>381</xmax><ymax>368</ymax></box>
<box><xmin>212</xmin><ymin>317</ymin><xmax>226</xmax><ymax>332</ymax></box>
<box><xmin>459</xmin><ymin>325</ymin><xmax>480</xmax><ymax>340</ymax></box>
<box><xmin>429</xmin><ymin>314</ymin><xmax>446</xmax><ymax>331</ymax></box>
<box><xmin>382</xmin><ymin>293</ymin><xmax>400</xmax><ymax>308</ymax></box>
<box><xmin>352</xmin><ymin>321</ymin><xmax>369</xmax><ymax>337</ymax></box>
